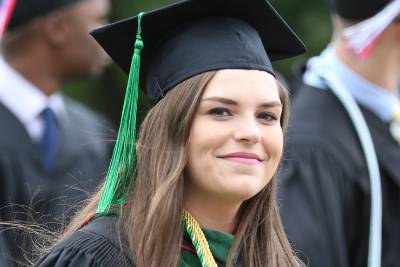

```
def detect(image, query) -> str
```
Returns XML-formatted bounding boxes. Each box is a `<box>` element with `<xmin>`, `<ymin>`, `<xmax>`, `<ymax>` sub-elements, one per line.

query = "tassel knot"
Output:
<box><xmin>135</xmin><ymin>39</ymin><xmax>144</xmax><ymax>53</ymax></box>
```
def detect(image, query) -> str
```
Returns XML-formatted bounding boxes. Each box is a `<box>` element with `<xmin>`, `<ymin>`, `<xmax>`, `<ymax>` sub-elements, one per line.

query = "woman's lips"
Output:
<box><xmin>219</xmin><ymin>152</ymin><xmax>263</xmax><ymax>165</ymax></box>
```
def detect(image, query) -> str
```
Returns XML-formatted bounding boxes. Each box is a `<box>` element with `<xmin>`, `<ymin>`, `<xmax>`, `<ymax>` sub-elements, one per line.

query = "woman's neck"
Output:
<box><xmin>183</xmin><ymin>193</ymin><xmax>241</xmax><ymax>234</ymax></box>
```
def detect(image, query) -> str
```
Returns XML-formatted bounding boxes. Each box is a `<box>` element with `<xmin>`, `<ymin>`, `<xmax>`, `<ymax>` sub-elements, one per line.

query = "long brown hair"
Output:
<box><xmin>59</xmin><ymin>70</ymin><xmax>298</xmax><ymax>267</ymax></box>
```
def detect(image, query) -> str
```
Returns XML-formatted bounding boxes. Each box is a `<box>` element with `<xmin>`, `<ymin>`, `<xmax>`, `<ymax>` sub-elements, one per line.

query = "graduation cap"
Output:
<box><xmin>7</xmin><ymin>0</ymin><xmax>83</xmax><ymax>30</ymax></box>
<box><xmin>93</xmin><ymin>0</ymin><xmax>306</xmax><ymax>105</ymax></box>
<box><xmin>329</xmin><ymin>0</ymin><xmax>392</xmax><ymax>20</ymax></box>
<box><xmin>91</xmin><ymin>0</ymin><xmax>306</xmax><ymax>215</ymax></box>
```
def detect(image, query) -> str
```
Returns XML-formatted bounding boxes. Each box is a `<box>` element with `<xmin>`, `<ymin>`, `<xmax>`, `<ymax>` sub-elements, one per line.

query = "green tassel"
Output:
<box><xmin>97</xmin><ymin>12</ymin><xmax>145</xmax><ymax>214</ymax></box>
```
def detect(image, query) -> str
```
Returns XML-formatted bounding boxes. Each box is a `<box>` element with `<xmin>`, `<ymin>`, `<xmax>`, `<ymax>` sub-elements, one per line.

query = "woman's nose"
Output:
<box><xmin>232</xmin><ymin>116</ymin><xmax>261</xmax><ymax>144</ymax></box>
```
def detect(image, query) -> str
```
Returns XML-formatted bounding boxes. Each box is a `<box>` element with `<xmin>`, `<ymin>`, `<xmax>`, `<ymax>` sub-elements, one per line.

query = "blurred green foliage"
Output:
<box><xmin>63</xmin><ymin>0</ymin><xmax>333</xmax><ymax>125</ymax></box>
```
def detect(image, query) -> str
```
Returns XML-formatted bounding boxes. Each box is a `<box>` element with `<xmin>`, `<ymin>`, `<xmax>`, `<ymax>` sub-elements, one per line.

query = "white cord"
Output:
<box><xmin>316</xmin><ymin>68</ymin><xmax>382</xmax><ymax>267</ymax></box>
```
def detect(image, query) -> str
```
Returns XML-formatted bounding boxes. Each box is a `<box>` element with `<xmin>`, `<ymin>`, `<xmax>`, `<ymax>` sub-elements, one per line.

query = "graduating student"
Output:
<box><xmin>33</xmin><ymin>0</ymin><xmax>306</xmax><ymax>266</ymax></box>
<box><xmin>278</xmin><ymin>0</ymin><xmax>400</xmax><ymax>266</ymax></box>
<box><xmin>0</xmin><ymin>0</ymin><xmax>111</xmax><ymax>265</ymax></box>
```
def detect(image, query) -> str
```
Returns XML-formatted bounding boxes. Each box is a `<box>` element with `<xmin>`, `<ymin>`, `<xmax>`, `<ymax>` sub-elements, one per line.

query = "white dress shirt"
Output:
<box><xmin>0</xmin><ymin>57</ymin><xmax>67</xmax><ymax>143</ymax></box>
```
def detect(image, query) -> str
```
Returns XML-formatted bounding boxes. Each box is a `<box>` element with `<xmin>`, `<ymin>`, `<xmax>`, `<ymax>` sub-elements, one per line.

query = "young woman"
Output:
<box><xmin>34</xmin><ymin>0</ymin><xmax>306</xmax><ymax>266</ymax></box>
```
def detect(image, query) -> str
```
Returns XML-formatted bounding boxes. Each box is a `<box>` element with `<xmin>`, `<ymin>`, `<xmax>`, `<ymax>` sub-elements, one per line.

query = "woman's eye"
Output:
<box><xmin>258</xmin><ymin>112</ymin><xmax>278</xmax><ymax>122</ymax></box>
<box><xmin>208</xmin><ymin>107</ymin><xmax>232</xmax><ymax>117</ymax></box>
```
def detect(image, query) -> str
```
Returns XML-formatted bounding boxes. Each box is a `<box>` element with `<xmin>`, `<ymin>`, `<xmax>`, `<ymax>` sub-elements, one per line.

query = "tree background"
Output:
<box><xmin>64</xmin><ymin>0</ymin><xmax>333</xmax><ymax>125</ymax></box>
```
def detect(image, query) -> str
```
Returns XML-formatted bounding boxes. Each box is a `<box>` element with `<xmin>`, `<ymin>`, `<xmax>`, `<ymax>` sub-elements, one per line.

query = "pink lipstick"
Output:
<box><xmin>219</xmin><ymin>152</ymin><xmax>262</xmax><ymax>165</ymax></box>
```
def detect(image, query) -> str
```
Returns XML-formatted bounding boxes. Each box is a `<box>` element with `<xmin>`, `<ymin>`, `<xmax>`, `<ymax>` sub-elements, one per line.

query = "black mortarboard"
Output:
<box><xmin>91</xmin><ymin>0</ymin><xmax>306</xmax><ymax>215</ymax></box>
<box><xmin>92</xmin><ymin>0</ymin><xmax>305</xmax><ymax>105</ymax></box>
<box><xmin>8</xmin><ymin>0</ymin><xmax>83</xmax><ymax>30</ymax></box>
<box><xmin>329</xmin><ymin>0</ymin><xmax>392</xmax><ymax>20</ymax></box>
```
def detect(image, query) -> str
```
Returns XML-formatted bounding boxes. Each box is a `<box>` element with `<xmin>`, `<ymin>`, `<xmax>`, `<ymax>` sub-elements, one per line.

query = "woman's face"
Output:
<box><xmin>185</xmin><ymin>69</ymin><xmax>283</xmax><ymax>203</ymax></box>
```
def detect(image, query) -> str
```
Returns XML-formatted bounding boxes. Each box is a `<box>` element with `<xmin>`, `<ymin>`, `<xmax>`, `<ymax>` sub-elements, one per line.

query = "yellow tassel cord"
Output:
<box><xmin>183</xmin><ymin>210</ymin><xmax>218</xmax><ymax>267</ymax></box>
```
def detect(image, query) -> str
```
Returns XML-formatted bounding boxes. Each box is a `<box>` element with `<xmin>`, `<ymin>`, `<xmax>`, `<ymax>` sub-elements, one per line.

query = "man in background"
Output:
<box><xmin>279</xmin><ymin>0</ymin><xmax>400</xmax><ymax>266</ymax></box>
<box><xmin>0</xmin><ymin>0</ymin><xmax>111</xmax><ymax>265</ymax></box>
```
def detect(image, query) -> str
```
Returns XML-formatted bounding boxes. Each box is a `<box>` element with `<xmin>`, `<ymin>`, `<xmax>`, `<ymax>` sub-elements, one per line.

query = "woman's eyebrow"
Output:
<box><xmin>260</xmin><ymin>101</ymin><xmax>282</xmax><ymax>108</ymax></box>
<box><xmin>202</xmin><ymin>96</ymin><xmax>238</xmax><ymax>105</ymax></box>
<box><xmin>202</xmin><ymin>96</ymin><xmax>282</xmax><ymax>108</ymax></box>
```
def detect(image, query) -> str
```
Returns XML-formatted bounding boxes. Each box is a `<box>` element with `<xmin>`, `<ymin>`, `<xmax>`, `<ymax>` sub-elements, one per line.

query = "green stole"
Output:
<box><xmin>180</xmin><ymin>228</ymin><xmax>234</xmax><ymax>266</ymax></box>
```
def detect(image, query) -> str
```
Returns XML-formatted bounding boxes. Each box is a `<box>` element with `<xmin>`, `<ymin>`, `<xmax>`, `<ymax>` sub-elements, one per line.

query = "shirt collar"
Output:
<box><xmin>304</xmin><ymin>46</ymin><xmax>400</xmax><ymax>122</ymax></box>
<box><xmin>0</xmin><ymin>56</ymin><xmax>67</xmax><ymax>126</ymax></box>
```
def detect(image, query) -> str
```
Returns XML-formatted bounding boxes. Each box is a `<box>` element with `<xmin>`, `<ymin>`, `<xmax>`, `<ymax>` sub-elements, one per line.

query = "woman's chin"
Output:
<box><xmin>218</xmin><ymin>183</ymin><xmax>266</xmax><ymax>202</ymax></box>
<box><xmin>225</xmin><ymin>174</ymin><xmax>269</xmax><ymax>196</ymax></box>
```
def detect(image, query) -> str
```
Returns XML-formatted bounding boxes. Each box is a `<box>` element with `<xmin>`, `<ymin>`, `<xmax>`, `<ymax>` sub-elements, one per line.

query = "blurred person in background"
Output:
<box><xmin>279</xmin><ymin>0</ymin><xmax>400</xmax><ymax>266</ymax></box>
<box><xmin>0</xmin><ymin>0</ymin><xmax>111</xmax><ymax>265</ymax></box>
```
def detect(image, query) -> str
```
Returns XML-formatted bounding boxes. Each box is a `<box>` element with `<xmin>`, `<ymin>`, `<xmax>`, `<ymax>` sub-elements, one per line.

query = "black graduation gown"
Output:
<box><xmin>0</xmin><ymin>97</ymin><xmax>112</xmax><ymax>266</ymax></box>
<box><xmin>33</xmin><ymin>214</ymin><xmax>307</xmax><ymax>267</ymax></box>
<box><xmin>278</xmin><ymin>75</ymin><xmax>400</xmax><ymax>267</ymax></box>
<box><xmin>33</xmin><ymin>215</ymin><xmax>246</xmax><ymax>267</ymax></box>
<box><xmin>33</xmin><ymin>216</ymin><xmax>132</xmax><ymax>267</ymax></box>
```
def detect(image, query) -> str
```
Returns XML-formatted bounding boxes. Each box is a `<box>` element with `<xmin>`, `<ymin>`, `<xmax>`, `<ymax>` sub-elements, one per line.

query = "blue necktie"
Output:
<box><xmin>40</xmin><ymin>107</ymin><xmax>59</xmax><ymax>174</ymax></box>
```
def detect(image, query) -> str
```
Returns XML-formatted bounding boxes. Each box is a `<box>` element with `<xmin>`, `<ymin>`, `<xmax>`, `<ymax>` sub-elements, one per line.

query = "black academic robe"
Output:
<box><xmin>33</xmin><ymin>213</ymin><xmax>308</xmax><ymax>267</ymax></box>
<box><xmin>34</xmin><ymin>215</ymin><xmax>311</xmax><ymax>267</ymax></box>
<box><xmin>33</xmin><ymin>216</ymin><xmax>132</xmax><ymax>267</ymax></box>
<box><xmin>278</xmin><ymin>76</ymin><xmax>400</xmax><ymax>267</ymax></box>
<box><xmin>33</xmin><ymin>215</ymin><xmax>245</xmax><ymax>267</ymax></box>
<box><xmin>0</xmin><ymin>97</ymin><xmax>112</xmax><ymax>266</ymax></box>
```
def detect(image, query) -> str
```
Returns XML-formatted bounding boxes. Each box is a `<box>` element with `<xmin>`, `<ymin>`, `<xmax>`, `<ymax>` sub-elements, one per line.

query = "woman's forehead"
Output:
<box><xmin>201</xmin><ymin>69</ymin><xmax>280</xmax><ymax>101</ymax></box>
